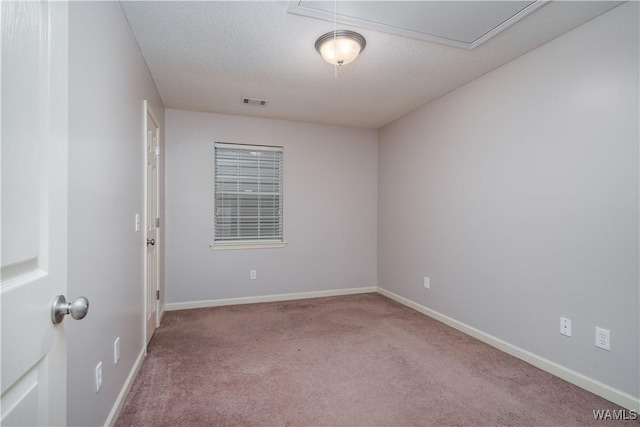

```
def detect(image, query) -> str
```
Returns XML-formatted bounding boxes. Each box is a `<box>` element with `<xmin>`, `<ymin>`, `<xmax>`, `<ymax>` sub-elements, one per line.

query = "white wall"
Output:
<box><xmin>67</xmin><ymin>2</ymin><xmax>164</xmax><ymax>425</ymax></box>
<box><xmin>378</xmin><ymin>2</ymin><xmax>639</xmax><ymax>398</ymax></box>
<box><xmin>165</xmin><ymin>109</ymin><xmax>377</xmax><ymax>303</ymax></box>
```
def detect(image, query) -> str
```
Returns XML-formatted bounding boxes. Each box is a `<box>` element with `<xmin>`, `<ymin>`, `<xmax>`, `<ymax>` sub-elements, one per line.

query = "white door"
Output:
<box><xmin>145</xmin><ymin>102</ymin><xmax>160</xmax><ymax>346</ymax></box>
<box><xmin>1</xmin><ymin>1</ymin><xmax>70</xmax><ymax>425</ymax></box>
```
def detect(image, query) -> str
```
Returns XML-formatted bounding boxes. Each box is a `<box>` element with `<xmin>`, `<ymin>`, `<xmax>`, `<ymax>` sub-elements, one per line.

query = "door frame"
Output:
<box><xmin>143</xmin><ymin>100</ymin><xmax>161</xmax><ymax>348</ymax></box>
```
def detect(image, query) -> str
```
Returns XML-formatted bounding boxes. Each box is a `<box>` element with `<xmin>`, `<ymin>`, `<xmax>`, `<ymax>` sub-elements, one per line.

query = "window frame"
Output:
<box><xmin>210</xmin><ymin>142</ymin><xmax>286</xmax><ymax>251</ymax></box>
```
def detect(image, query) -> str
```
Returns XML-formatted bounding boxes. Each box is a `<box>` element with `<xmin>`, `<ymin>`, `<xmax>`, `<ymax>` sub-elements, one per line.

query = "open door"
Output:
<box><xmin>144</xmin><ymin>101</ymin><xmax>160</xmax><ymax>346</ymax></box>
<box><xmin>1</xmin><ymin>1</ymin><xmax>77</xmax><ymax>425</ymax></box>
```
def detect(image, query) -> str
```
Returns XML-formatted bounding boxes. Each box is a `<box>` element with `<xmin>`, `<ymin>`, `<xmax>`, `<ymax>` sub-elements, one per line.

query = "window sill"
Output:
<box><xmin>209</xmin><ymin>241</ymin><xmax>288</xmax><ymax>251</ymax></box>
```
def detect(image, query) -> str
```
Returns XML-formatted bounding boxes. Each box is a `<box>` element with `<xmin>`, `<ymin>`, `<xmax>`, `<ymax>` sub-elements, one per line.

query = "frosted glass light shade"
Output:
<box><xmin>315</xmin><ymin>31</ymin><xmax>366</xmax><ymax>66</ymax></box>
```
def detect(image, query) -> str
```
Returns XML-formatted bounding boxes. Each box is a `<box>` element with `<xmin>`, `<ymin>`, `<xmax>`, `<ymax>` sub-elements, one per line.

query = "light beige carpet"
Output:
<box><xmin>116</xmin><ymin>293</ymin><xmax>631</xmax><ymax>426</ymax></box>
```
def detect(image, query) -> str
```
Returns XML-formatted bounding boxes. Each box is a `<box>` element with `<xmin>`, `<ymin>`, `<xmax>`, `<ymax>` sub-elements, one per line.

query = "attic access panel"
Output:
<box><xmin>288</xmin><ymin>1</ymin><xmax>546</xmax><ymax>50</ymax></box>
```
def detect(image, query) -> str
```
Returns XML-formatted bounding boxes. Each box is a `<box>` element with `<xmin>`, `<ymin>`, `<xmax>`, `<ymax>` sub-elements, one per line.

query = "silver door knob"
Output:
<box><xmin>147</xmin><ymin>238</ymin><xmax>155</xmax><ymax>246</ymax></box>
<box><xmin>51</xmin><ymin>295</ymin><xmax>89</xmax><ymax>324</ymax></box>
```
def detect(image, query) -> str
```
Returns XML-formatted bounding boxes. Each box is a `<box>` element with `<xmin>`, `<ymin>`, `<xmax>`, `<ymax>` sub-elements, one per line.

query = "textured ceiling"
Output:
<box><xmin>121</xmin><ymin>1</ymin><xmax>623</xmax><ymax>129</ymax></box>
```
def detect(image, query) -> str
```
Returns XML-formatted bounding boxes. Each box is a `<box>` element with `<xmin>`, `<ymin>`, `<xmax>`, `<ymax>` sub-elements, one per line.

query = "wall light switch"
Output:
<box><xmin>135</xmin><ymin>213</ymin><xmax>141</xmax><ymax>232</ymax></box>
<box><xmin>423</xmin><ymin>277</ymin><xmax>430</xmax><ymax>289</ymax></box>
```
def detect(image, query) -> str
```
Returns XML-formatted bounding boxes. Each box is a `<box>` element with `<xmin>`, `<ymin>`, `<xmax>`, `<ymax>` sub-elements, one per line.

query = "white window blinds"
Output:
<box><xmin>214</xmin><ymin>143</ymin><xmax>283</xmax><ymax>243</ymax></box>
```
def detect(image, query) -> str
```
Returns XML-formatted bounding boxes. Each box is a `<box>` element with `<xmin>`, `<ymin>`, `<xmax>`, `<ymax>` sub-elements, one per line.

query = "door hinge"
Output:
<box><xmin>156</xmin><ymin>290</ymin><xmax>160</xmax><ymax>300</ymax></box>
<box><xmin>156</xmin><ymin>217</ymin><xmax>160</xmax><ymax>227</ymax></box>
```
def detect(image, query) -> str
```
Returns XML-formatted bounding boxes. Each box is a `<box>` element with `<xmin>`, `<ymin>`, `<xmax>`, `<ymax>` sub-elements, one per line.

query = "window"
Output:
<box><xmin>213</xmin><ymin>142</ymin><xmax>284</xmax><ymax>247</ymax></box>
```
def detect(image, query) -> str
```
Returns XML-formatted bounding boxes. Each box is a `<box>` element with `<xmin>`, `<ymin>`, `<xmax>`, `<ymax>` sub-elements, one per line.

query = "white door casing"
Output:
<box><xmin>1</xmin><ymin>1</ymin><xmax>69</xmax><ymax>425</ymax></box>
<box><xmin>144</xmin><ymin>101</ymin><xmax>160</xmax><ymax>346</ymax></box>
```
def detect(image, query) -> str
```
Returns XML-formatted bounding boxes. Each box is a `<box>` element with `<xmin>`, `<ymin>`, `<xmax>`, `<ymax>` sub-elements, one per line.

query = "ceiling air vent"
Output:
<box><xmin>242</xmin><ymin>97</ymin><xmax>268</xmax><ymax>107</ymax></box>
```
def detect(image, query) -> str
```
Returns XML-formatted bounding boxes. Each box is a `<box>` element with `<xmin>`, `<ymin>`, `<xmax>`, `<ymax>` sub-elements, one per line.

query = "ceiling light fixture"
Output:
<box><xmin>315</xmin><ymin>30</ymin><xmax>366</xmax><ymax>66</ymax></box>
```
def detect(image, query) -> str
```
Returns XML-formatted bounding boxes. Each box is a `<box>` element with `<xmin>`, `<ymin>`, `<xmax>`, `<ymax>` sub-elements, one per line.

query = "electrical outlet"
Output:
<box><xmin>95</xmin><ymin>362</ymin><xmax>103</xmax><ymax>392</ymax></box>
<box><xmin>595</xmin><ymin>327</ymin><xmax>610</xmax><ymax>351</ymax></box>
<box><xmin>114</xmin><ymin>337</ymin><xmax>120</xmax><ymax>365</ymax></box>
<box><xmin>250</xmin><ymin>270</ymin><xmax>257</xmax><ymax>280</ymax></box>
<box><xmin>423</xmin><ymin>276</ymin><xmax>430</xmax><ymax>289</ymax></box>
<box><xmin>560</xmin><ymin>317</ymin><xmax>572</xmax><ymax>337</ymax></box>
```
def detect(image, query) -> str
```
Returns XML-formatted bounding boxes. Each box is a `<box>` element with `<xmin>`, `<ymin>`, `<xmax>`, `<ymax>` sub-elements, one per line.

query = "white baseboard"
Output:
<box><xmin>104</xmin><ymin>348</ymin><xmax>146</xmax><ymax>427</ymax></box>
<box><xmin>376</xmin><ymin>287</ymin><xmax>640</xmax><ymax>412</ymax></box>
<box><xmin>107</xmin><ymin>286</ymin><xmax>638</xmax><ymax>421</ymax></box>
<box><xmin>165</xmin><ymin>287</ymin><xmax>377</xmax><ymax>311</ymax></box>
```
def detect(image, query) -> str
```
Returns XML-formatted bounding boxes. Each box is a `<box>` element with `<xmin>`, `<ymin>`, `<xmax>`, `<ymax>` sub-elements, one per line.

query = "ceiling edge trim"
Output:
<box><xmin>470</xmin><ymin>0</ymin><xmax>549</xmax><ymax>49</ymax></box>
<box><xmin>287</xmin><ymin>0</ymin><xmax>550</xmax><ymax>50</ymax></box>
